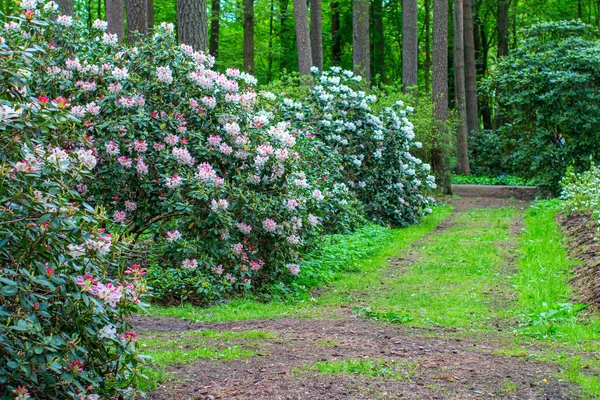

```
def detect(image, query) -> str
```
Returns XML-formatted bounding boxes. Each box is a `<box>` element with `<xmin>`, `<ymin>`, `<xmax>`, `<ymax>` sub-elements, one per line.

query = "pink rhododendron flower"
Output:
<box><xmin>262</xmin><ymin>219</ymin><xmax>277</xmax><ymax>232</ymax></box>
<box><xmin>286</xmin><ymin>264</ymin><xmax>301</xmax><ymax>275</ymax></box>
<box><xmin>113</xmin><ymin>210</ymin><xmax>126</xmax><ymax>223</ymax></box>
<box><xmin>166</xmin><ymin>230</ymin><xmax>182</xmax><ymax>242</ymax></box>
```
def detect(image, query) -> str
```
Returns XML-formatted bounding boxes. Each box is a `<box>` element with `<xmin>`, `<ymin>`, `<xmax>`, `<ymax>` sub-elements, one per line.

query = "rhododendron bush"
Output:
<box><xmin>1</xmin><ymin>16</ymin><xmax>146</xmax><ymax>398</ymax></box>
<box><xmin>2</xmin><ymin>0</ymin><xmax>433</xmax><ymax>313</ymax></box>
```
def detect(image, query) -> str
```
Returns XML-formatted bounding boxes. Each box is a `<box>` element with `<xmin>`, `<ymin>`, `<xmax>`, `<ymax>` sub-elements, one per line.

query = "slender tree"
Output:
<box><xmin>106</xmin><ymin>0</ymin><xmax>125</xmax><ymax>40</ymax></box>
<box><xmin>293</xmin><ymin>0</ymin><xmax>312</xmax><ymax>77</ymax></box>
<box><xmin>371</xmin><ymin>0</ymin><xmax>385</xmax><ymax>81</ymax></box>
<box><xmin>177</xmin><ymin>0</ymin><xmax>208</xmax><ymax>50</ymax></box>
<box><xmin>424</xmin><ymin>0</ymin><xmax>431</xmax><ymax>93</ymax></box>
<box><xmin>243</xmin><ymin>0</ymin><xmax>255</xmax><ymax>74</ymax></box>
<box><xmin>267</xmin><ymin>0</ymin><xmax>275</xmax><ymax>81</ymax></box>
<box><xmin>331</xmin><ymin>1</ymin><xmax>342</xmax><ymax>65</ymax></box>
<box><xmin>147</xmin><ymin>0</ymin><xmax>154</xmax><ymax>29</ymax></box>
<box><xmin>310</xmin><ymin>0</ymin><xmax>324</xmax><ymax>71</ymax></box>
<box><xmin>210</xmin><ymin>0</ymin><xmax>221</xmax><ymax>58</ymax></box>
<box><xmin>353</xmin><ymin>0</ymin><xmax>370</xmax><ymax>82</ymax></box>
<box><xmin>497</xmin><ymin>0</ymin><xmax>510</xmax><ymax>57</ymax></box>
<box><xmin>279</xmin><ymin>0</ymin><xmax>294</xmax><ymax>73</ymax></box>
<box><xmin>464</xmin><ymin>0</ymin><xmax>479</xmax><ymax>135</ymax></box>
<box><xmin>126</xmin><ymin>0</ymin><xmax>148</xmax><ymax>43</ymax></box>
<box><xmin>433</xmin><ymin>0</ymin><xmax>451</xmax><ymax>193</ymax></box>
<box><xmin>55</xmin><ymin>0</ymin><xmax>74</xmax><ymax>15</ymax></box>
<box><xmin>402</xmin><ymin>0</ymin><xmax>418</xmax><ymax>92</ymax></box>
<box><xmin>454</xmin><ymin>0</ymin><xmax>470</xmax><ymax>174</ymax></box>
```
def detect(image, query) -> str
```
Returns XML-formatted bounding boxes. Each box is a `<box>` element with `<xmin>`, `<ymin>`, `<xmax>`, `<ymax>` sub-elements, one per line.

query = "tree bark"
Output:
<box><xmin>293</xmin><ymin>0</ymin><xmax>312</xmax><ymax>77</ymax></box>
<box><xmin>425</xmin><ymin>0</ymin><xmax>431</xmax><ymax>93</ymax></box>
<box><xmin>310</xmin><ymin>0</ymin><xmax>324</xmax><ymax>71</ymax></box>
<box><xmin>402</xmin><ymin>0</ymin><xmax>418</xmax><ymax>92</ymax></box>
<box><xmin>433</xmin><ymin>0</ymin><xmax>451</xmax><ymax>193</ymax></box>
<box><xmin>463</xmin><ymin>0</ymin><xmax>478</xmax><ymax>136</ymax></box>
<box><xmin>353</xmin><ymin>0</ymin><xmax>370</xmax><ymax>83</ymax></box>
<box><xmin>147</xmin><ymin>0</ymin><xmax>154</xmax><ymax>28</ymax></box>
<box><xmin>267</xmin><ymin>0</ymin><xmax>274</xmax><ymax>81</ymax></box>
<box><xmin>497</xmin><ymin>0</ymin><xmax>510</xmax><ymax>57</ymax></box>
<box><xmin>177</xmin><ymin>0</ymin><xmax>208</xmax><ymax>50</ymax></box>
<box><xmin>126</xmin><ymin>0</ymin><xmax>147</xmax><ymax>43</ymax></box>
<box><xmin>279</xmin><ymin>0</ymin><xmax>294</xmax><ymax>73</ymax></box>
<box><xmin>371</xmin><ymin>0</ymin><xmax>385</xmax><ymax>82</ymax></box>
<box><xmin>454</xmin><ymin>0</ymin><xmax>470</xmax><ymax>175</ymax></box>
<box><xmin>56</xmin><ymin>0</ymin><xmax>74</xmax><ymax>15</ymax></box>
<box><xmin>243</xmin><ymin>0</ymin><xmax>255</xmax><ymax>74</ymax></box>
<box><xmin>106</xmin><ymin>0</ymin><xmax>125</xmax><ymax>40</ymax></box>
<box><xmin>209</xmin><ymin>0</ymin><xmax>221</xmax><ymax>58</ymax></box>
<box><xmin>331</xmin><ymin>1</ymin><xmax>342</xmax><ymax>65</ymax></box>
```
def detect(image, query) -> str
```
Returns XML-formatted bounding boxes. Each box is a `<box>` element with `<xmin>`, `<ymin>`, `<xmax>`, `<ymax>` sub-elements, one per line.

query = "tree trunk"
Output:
<box><xmin>425</xmin><ymin>0</ymin><xmax>431</xmax><ymax>93</ymax></box>
<box><xmin>454</xmin><ymin>0</ymin><xmax>470</xmax><ymax>175</ymax></box>
<box><xmin>106</xmin><ymin>0</ymin><xmax>125</xmax><ymax>40</ymax></box>
<box><xmin>353</xmin><ymin>0</ymin><xmax>370</xmax><ymax>83</ymax></box>
<box><xmin>331</xmin><ymin>1</ymin><xmax>341</xmax><ymax>65</ymax></box>
<box><xmin>147</xmin><ymin>0</ymin><xmax>154</xmax><ymax>29</ymax></box>
<box><xmin>293</xmin><ymin>0</ymin><xmax>312</xmax><ymax>77</ymax></box>
<box><xmin>56</xmin><ymin>0</ymin><xmax>74</xmax><ymax>15</ymax></box>
<box><xmin>463</xmin><ymin>0</ymin><xmax>478</xmax><ymax>136</ymax></box>
<box><xmin>209</xmin><ymin>0</ymin><xmax>221</xmax><ymax>58</ymax></box>
<box><xmin>402</xmin><ymin>0</ymin><xmax>418</xmax><ymax>92</ymax></box>
<box><xmin>126</xmin><ymin>0</ymin><xmax>147</xmax><ymax>43</ymax></box>
<box><xmin>243</xmin><ymin>0</ymin><xmax>255</xmax><ymax>74</ymax></box>
<box><xmin>177</xmin><ymin>0</ymin><xmax>208</xmax><ymax>50</ymax></box>
<box><xmin>310</xmin><ymin>0</ymin><xmax>324</xmax><ymax>71</ymax></box>
<box><xmin>497</xmin><ymin>0</ymin><xmax>510</xmax><ymax>57</ymax></box>
<box><xmin>433</xmin><ymin>0</ymin><xmax>451</xmax><ymax>193</ymax></box>
<box><xmin>279</xmin><ymin>0</ymin><xmax>294</xmax><ymax>73</ymax></box>
<box><xmin>371</xmin><ymin>0</ymin><xmax>385</xmax><ymax>82</ymax></box>
<box><xmin>267</xmin><ymin>0</ymin><xmax>274</xmax><ymax>81</ymax></box>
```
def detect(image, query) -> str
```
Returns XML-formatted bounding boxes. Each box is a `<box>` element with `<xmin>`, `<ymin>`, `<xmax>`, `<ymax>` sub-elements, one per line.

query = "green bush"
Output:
<box><xmin>560</xmin><ymin>164</ymin><xmax>600</xmax><ymax>226</ymax></box>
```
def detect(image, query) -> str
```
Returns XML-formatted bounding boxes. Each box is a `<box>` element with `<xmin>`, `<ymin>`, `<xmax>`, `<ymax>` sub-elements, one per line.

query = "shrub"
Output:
<box><xmin>1</xmin><ymin>17</ymin><xmax>146</xmax><ymax>398</ymax></box>
<box><xmin>560</xmin><ymin>164</ymin><xmax>600</xmax><ymax>226</ymax></box>
<box><xmin>483</xmin><ymin>20</ymin><xmax>600</xmax><ymax>193</ymax></box>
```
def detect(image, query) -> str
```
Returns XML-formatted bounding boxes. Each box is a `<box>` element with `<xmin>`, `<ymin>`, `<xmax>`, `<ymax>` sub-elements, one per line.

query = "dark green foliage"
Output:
<box><xmin>483</xmin><ymin>21</ymin><xmax>600</xmax><ymax>193</ymax></box>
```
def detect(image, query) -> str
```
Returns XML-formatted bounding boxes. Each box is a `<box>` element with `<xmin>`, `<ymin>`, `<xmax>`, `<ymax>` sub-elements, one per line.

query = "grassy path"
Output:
<box><xmin>134</xmin><ymin>192</ymin><xmax>600</xmax><ymax>399</ymax></box>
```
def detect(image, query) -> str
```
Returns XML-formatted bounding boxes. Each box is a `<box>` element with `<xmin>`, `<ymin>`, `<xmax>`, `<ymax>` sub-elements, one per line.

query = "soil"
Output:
<box><xmin>134</xmin><ymin>186</ymin><xmax>579</xmax><ymax>400</ymax></box>
<box><xmin>559</xmin><ymin>212</ymin><xmax>600</xmax><ymax>309</ymax></box>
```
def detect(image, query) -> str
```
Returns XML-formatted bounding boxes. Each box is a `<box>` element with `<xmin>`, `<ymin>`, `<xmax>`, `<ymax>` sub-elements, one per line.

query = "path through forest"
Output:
<box><xmin>134</xmin><ymin>186</ymin><xmax>579</xmax><ymax>399</ymax></box>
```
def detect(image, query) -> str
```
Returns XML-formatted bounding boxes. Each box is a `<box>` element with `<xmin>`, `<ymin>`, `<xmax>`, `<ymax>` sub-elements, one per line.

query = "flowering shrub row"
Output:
<box><xmin>561</xmin><ymin>164</ymin><xmax>600</xmax><ymax>226</ymax></box>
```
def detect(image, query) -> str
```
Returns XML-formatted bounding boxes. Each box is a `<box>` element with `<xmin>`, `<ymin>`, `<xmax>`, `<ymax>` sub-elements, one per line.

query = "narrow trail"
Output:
<box><xmin>135</xmin><ymin>186</ymin><xmax>578</xmax><ymax>399</ymax></box>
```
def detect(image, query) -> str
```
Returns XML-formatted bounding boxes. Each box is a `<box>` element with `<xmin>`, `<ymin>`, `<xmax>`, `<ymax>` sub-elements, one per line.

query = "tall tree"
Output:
<box><xmin>106</xmin><ymin>0</ymin><xmax>125</xmax><ymax>40</ymax></box>
<box><xmin>293</xmin><ymin>0</ymin><xmax>312</xmax><ymax>77</ymax></box>
<box><xmin>463</xmin><ymin>0</ymin><xmax>479</xmax><ymax>135</ymax></box>
<box><xmin>126</xmin><ymin>0</ymin><xmax>148</xmax><ymax>43</ymax></box>
<box><xmin>497</xmin><ymin>0</ymin><xmax>510</xmax><ymax>57</ymax></box>
<box><xmin>424</xmin><ymin>0</ymin><xmax>432</xmax><ymax>93</ymax></box>
<box><xmin>433</xmin><ymin>0</ymin><xmax>451</xmax><ymax>193</ymax></box>
<box><xmin>331</xmin><ymin>1</ymin><xmax>342</xmax><ymax>65</ymax></box>
<box><xmin>209</xmin><ymin>0</ymin><xmax>221</xmax><ymax>58</ymax></box>
<box><xmin>56</xmin><ymin>0</ymin><xmax>74</xmax><ymax>15</ymax></box>
<box><xmin>177</xmin><ymin>0</ymin><xmax>208</xmax><ymax>50</ymax></box>
<box><xmin>402</xmin><ymin>0</ymin><xmax>418</xmax><ymax>92</ymax></box>
<box><xmin>147</xmin><ymin>0</ymin><xmax>154</xmax><ymax>29</ymax></box>
<box><xmin>353</xmin><ymin>0</ymin><xmax>370</xmax><ymax>82</ymax></box>
<box><xmin>310</xmin><ymin>0</ymin><xmax>324</xmax><ymax>71</ymax></box>
<box><xmin>267</xmin><ymin>0</ymin><xmax>275</xmax><ymax>81</ymax></box>
<box><xmin>371</xmin><ymin>0</ymin><xmax>385</xmax><ymax>81</ymax></box>
<box><xmin>454</xmin><ymin>0</ymin><xmax>470</xmax><ymax>174</ymax></box>
<box><xmin>279</xmin><ymin>0</ymin><xmax>295</xmax><ymax>73</ymax></box>
<box><xmin>243</xmin><ymin>0</ymin><xmax>255</xmax><ymax>74</ymax></box>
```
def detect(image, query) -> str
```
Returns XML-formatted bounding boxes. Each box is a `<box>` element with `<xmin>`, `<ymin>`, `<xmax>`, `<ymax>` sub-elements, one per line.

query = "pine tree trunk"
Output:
<box><xmin>106</xmin><ymin>0</ymin><xmax>125</xmax><ymax>40</ymax></box>
<box><xmin>497</xmin><ymin>0</ymin><xmax>510</xmax><ymax>57</ymax></box>
<box><xmin>293</xmin><ymin>0</ymin><xmax>312</xmax><ymax>77</ymax></box>
<box><xmin>454</xmin><ymin>0</ymin><xmax>470</xmax><ymax>175</ymax></box>
<box><xmin>463</xmin><ymin>0</ymin><xmax>478</xmax><ymax>136</ymax></box>
<box><xmin>243</xmin><ymin>0</ymin><xmax>255</xmax><ymax>74</ymax></box>
<box><xmin>402</xmin><ymin>0</ymin><xmax>418</xmax><ymax>92</ymax></box>
<box><xmin>353</xmin><ymin>0</ymin><xmax>370</xmax><ymax>83</ymax></box>
<box><xmin>56</xmin><ymin>0</ymin><xmax>74</xmax><ymax>15</ymax></box>
<box><xmin>433</xmin><ymin>0</ymin><xmax>451</xmax><ymax>193</ymax></box>
<box><xmin>126</xmin><ymin>0</ymin><xmax>147</xmax><ymax>43</ymax></box>
<box><xmin>310</xmin><ymin>0</ymin><xmax>323</xmax><ymax>71</ymax></box>
<box><xmin>425</xmin><ymin>0</ymin><xmax>431</xmax><ymax>93</ymax></box>
<box><xmin>147</xmin><ymin>0</ymin><xmax>154</xmax><ymax>28</ymax></box>
<box><xmin>177</xmin><ymin>0</ymin><xmax>208</xmax><ymax>50</ymax></box>
<box><xmin>371</xmin><ymin>0</ymin><xmax>385</xmax><ymax>81</ymax></box>
<box><xmin>209</xmin><ymin>0</ymin><xmax>221</xmax><ymax>58</ymax></box>
<box><xmin>331</xmin><ymin>1</ymin><xmax>341</xmax><ymax>65</ymax></box>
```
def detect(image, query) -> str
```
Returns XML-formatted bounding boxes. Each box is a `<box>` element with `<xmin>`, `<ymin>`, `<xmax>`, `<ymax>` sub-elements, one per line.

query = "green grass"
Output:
<box><xmin>452</xmin><ymin>174</ymin><xmax>536</xmax><ymax>186</ymax></box>
<box><xmin>145</xmin><ymin>205</ymin><xmax>452</xmax><ymax>322</ymax></box>
<box><xmin>298</xmin><ymin>358</ymin><xmax>417</xmax><ymax>381</ymax></box>
<box><xmin>335</xmin><ymin>206</ymin><xmax>519</xmax><ymax>330</ymax></box>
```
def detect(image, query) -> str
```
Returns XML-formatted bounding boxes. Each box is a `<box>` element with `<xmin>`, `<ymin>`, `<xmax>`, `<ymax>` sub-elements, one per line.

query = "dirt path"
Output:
<box><xmin>134</xmin><ymin>186</ymin><xmax>579</xmax><ymax>399</ymax></box>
